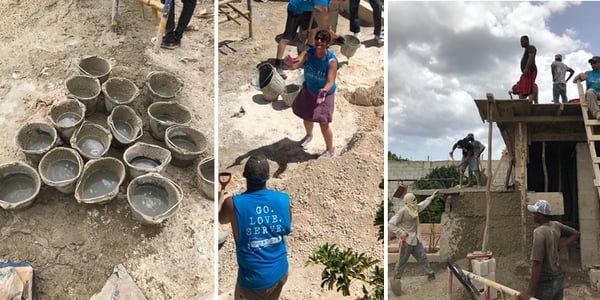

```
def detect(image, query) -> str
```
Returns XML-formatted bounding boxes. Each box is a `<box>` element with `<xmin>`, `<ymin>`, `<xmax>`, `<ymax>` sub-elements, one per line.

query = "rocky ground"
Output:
<box><xmin>217</xmin><ymin>1</ymin><xmax>385</xmax><ymax>299</ymax></box>
<box><xmin>0</xmin><ymin>0</ymin><xmax>214</xmax><ymax>298</ymax></box>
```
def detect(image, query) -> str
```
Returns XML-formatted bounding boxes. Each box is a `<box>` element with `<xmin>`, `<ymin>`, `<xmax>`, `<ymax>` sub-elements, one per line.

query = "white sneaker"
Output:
<box><xmin>353</xmin><ymin>32</ymin><xmax>361</xmax><ymax>40</ymax></box>
<box><xmin>319</xmin><ymin>149</ymin><xmax>336</xmax><ymax>159</ymax></box>
<box><xmin>375</xmin><ymin>35</ymin><xmax>384</xmax><ymax>46</ymax></box>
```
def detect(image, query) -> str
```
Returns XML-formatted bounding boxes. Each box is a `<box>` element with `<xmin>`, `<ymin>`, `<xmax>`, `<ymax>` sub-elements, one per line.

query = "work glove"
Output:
<box><xmin>316</xmin><ymin>88</ymin><xmax>327</xmax><ymax>104</ymax></box>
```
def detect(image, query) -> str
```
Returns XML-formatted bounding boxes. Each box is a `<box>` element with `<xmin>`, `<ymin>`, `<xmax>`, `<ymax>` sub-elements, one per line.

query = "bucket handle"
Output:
<box><xmin>151</xmin><ymin>175</ymin><xmax>184</xmax><ymax>222</ymax></box>
<box><xmin>146</xmin><ymin>71</ymin><xmax>184</xmax><ymax>96</ymax></box>
<box><xmin>74</xmin><ymin>55</ymin><xmax>112</xmax><ymax>78</ymax></box>
<box><xmin>108</xmin><ymin>113</ymin><xmax>144</xmax><ymax>142</ymax></box>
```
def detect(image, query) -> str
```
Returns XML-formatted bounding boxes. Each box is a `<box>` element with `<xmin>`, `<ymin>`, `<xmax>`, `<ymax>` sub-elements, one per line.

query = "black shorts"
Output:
<box><xmin>281</xmin><ymin>9</ymin><xmax>317</xmax><ymax>41</ymax></box>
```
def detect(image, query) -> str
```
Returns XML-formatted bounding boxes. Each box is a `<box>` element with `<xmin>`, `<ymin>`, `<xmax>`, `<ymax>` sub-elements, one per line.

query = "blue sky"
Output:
<box><xmin>388</xmin><ymin>1</ymin><xmax>599</xmax><ymax>161</ymax></box>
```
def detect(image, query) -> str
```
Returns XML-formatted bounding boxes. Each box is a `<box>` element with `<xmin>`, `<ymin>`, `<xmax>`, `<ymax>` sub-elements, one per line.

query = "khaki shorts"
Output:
<box><xmin>234</xmin><ymin>272</ymin><xmax>288</xmax><ymax>300</ymax></box>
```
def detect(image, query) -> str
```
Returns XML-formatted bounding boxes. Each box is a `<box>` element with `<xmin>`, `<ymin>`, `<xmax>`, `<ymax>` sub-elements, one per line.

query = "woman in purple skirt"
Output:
<box><xmin>284</xmin><ymin>29</ymin><xmax>338</xmax><ymax>158</ymax></box>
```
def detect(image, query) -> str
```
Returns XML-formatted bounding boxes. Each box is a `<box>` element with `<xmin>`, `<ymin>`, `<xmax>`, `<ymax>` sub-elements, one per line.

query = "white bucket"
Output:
<box><xmin>281</xmin><ymin>84</ymin><xmax>301</xmax><ymax>107</ymax></box>
<box><xmin>102</xmin><ymin>77</ymin><xmax>139</xmax><ymax>113</ymax></box>
<box><xmin>123</xmin><ymin>142</ymin><xmax>172</xmax><ymax>179</ymax></box>
<box><xmin>254</xmin><ymin>63</ymin><xmax>285</xmax><ymax>101</ymax></box>
<box><xmin>147</xmin><ymin>102</ymin><xmax>192</xmax><ymax>141</ymax></box>
<box><xmin>127</xmin><ymin>173</ymin><xmax>183</xmax><ymax>225</ymax></box>
<box><xmin>77</xmin><ymin>56</ymin><xmax>112</xmax><ymax>83</ymax></box>
<box><xmin>164</xmin><ymin>125</ymin><xmax>208</xmax><ymax>167</ymax></box>
<box><xmin>14</xmin><ymin>121</ymin><xmax>59</xmax><ymax>164</ymax></box>
<box><xmin>65</xmin><ymin>75</ymin><xmax>101</xmax><ymax>116</ymax></box>
<box><xmin>107</xmin><ymin>105</ymin><xmax>143</xmax><ymax>147</ymax></box>
<box><xmin>74</xmin><ymin>157</ymin><xmax>125</xmax><ymax>205</ymax></box>
<box><xmin>341</xmin><ymin>35</ymin><xmax>361</xmax><ymax>58</ymax></box>
<box><xmin>70</xmin><ymin>121</ymin><xmax>113</xmax><ymax>161</ymax></box>
<box><xmin>146</xmin><ymin>71</ymin><xmax>184</xmax><ymax>103</ymax></box>
<box><xmin>47</xmin><ymin>98</ymin><xmax>86</xmax><ymax>144</ymax></box>
<box><xmin>197</xmin><ymin>156</ymin><xmax>214</xmax><ymax>200</ymax></box>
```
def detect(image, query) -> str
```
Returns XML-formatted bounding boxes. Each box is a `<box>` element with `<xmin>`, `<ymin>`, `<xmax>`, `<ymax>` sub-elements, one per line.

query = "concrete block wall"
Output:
<box><xmin>576</xmin><ymin>143</ymin><xmax>600</xmax><ymax>268</ymax></box>
<box><xmin>471</xmin><ymin>258</ymin><xmax>497</xmax><ymax>299</ymax></box>
<box><xmin>388</xmin><ymin>160</ymin><xmax>510</xmax><ymax>200</ymax></box>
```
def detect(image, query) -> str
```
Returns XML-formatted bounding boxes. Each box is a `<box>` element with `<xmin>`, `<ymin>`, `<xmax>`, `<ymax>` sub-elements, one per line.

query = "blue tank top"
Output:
<box><xmin>288</xmin><ymin>0</ymin><xmax>328</xmax><ymax>15</ymax></box>
<box><xmin>586</xmin><ymin>70</ymin><xmax>600</xmax><ymax>92</ymax></box>
<box><xmin>303</xmin><ymin>47</ymin><xmax>337</xmax><ymax>95</ymax></box>
<box><xmin>233</xmin><ymin>189</ymin><xmax>291</xmax><ymax>290</ymax></box>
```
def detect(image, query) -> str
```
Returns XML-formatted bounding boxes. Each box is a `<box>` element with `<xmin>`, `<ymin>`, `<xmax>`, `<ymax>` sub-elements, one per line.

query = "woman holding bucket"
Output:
<box><xmin>284</xmin><ymin>29</ymin><xmax>337</xmax><ymax>158</ymax></box>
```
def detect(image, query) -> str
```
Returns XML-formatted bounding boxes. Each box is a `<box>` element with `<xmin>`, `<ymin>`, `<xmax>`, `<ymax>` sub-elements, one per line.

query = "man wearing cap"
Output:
<box><xmin>219</xmin><ymin>154</ymin><xmax>292</xmax><ymax>300</ymax></box>
<box><xmin>389</xmin><ymin>191</ymin><xmax>439</xmax><ymax>280</ymax></box>
<box><xmin>551</xmin><ymin>54</ymin><xmax>575</xmax><ymax>103</ymax></box>
<box><xmin>450</xmin><ymin>133</ymin><xmax>484</xmax><ymax>187</ymax></box>
<box><xmin>518</xmin><ymin>200</ymin><xmax>580</xmax><ymax>300</ymax></box>
<box><xmin>573</xmin><ymin>56</ymin><xmax>600</xmax><ymax>120</ymax></box>
<box><xmin>517</xmin><ymin>35</ymin><xmax>538</xmax><ymax>101</ymax></box>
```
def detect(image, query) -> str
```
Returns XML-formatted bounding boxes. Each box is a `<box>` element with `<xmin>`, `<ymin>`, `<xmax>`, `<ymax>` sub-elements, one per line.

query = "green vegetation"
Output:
<box><xmin>412</xmin><ymin>166</ymin><xmax>458</xmax><ymax>224</ymax></box>
<box><xmin>388</xmin><ymin>151</ymin><xmax>409</xmax><ymax>161</ymax></box>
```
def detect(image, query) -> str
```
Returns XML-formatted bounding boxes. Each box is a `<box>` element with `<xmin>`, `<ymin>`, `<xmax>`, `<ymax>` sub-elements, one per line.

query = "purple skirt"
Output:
<box><xmin>291</xmin><ymin>87</ymin><xmax>335</xmax><ymax>123</ymax></box>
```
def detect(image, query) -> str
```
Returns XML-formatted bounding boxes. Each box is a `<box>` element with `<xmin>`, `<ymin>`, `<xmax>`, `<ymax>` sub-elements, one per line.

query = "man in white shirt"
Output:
<box><xmin>551</xmin><ymin>54</ymin><xmax>575</xmax><ymax>103</ymax></box>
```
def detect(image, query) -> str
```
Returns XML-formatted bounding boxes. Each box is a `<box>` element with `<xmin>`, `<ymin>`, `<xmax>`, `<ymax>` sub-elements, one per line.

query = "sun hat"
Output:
<box><xmin>527</xmin><ymin>199</ymin><xmax>551</xmax><ymax>215</ymax></box>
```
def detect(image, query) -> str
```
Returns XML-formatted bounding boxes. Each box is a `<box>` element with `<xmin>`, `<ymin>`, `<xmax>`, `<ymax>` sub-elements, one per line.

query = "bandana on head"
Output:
<box><xmin>403</xmin><ymin>193</ymin><xmax>418</xmax><ymax>217</ymax></box>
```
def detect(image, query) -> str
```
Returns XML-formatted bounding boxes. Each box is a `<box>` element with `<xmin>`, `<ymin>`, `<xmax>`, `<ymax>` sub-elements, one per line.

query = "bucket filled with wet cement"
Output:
<box><xmin>341</xmin><ymin>35</ymin><xmax>360</xmax><ymax>58</ymax></box>
<box><xmin>70</xmin><ymin>121</ymin><xmax>112</xmax><ymax>161</ymax></box>
<box><xmin>127</xmin><ymin>173</ymin><xmax>183</xmax><ymax>225</ymax></box>
<box><xmin>147</xmin><ymin>101</ymin><xmax>192</xmax><ymax>141</ymax></box>
<box><xmin>38</xmin><ymin>147</ymin><xmax>83</xmax><ymax>194</ymax></box>
<box><xmin>102</xmin><ymin>77</ymin><xmax>139</xmax><ymax>113</ymax></box>
<box><xmin>281</xmin><ymin>84</ymin><xmax>301</xmax><ymax>107</ymax></box>
<box><xmin>77</xmin><ymin>56</ymin><xmax>112</xmax><ymax>83</ymax></box>
<box><xmin>197</xmin><ymin>156</ymin><xmax>214</xmax><ymax>200</ymax></box>
<box><xmin>107</xmin><ymin>105</ymin><xmax>143</xmax><ymax>147</ymax></box>
<box><xmin>253</xmin><ymin>63</ymin><xmax>285</xmax><ymax>101</ymax></box>
<box><xmin>165</xmin><ymin>125</ymin><xmax>207</xmax><ymax>167</ymax></box>
<box><xmin>123</xmin><ymin>142</ymin><xmax>171</xmax><ymax>179</ymax></box>
<box><xmin>15</xmin><ymin>121</ymin><xmax>58</xmax><ymax>163</ymax></box>
<box><xmin>75</xmin><ymin>157</ymin><xmax>125</xmax><ymax>205</ymax></box>
<box><xmin>65</xmin><ymin>75</ymin><xmax>101</xmax><ymax>116</ymax></box>
<box><xmin>47</xmin><ymin>98</ymin><xmax>86</xmax><ymax>143</ymax></box>
<box><xmin>146</xmin><ymin>71</ymin><xmax>183</xmax><ymax>103</ymax></box>
<box><xmin>0</xmin><ymin>161</ymin><xmax>41</xmax><ymax>210</ymax></box>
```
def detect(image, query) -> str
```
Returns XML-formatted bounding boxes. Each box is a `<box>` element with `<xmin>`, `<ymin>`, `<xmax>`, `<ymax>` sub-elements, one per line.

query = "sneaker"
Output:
<box><xmin>427</xmin><ymin>273</ymin><xmax>436</xmax><ymax>280</ymax></box>
<box><xmin>161</xmin><ymin>37</ymin><xmax>180</xmax><ymax>50</ymax></box>
<box><xmin>319</xmin><ymin>149</ymin><xmax>335</xmax><ymax>159</ymax></box>
<box><xmin>352</xmin><ymin>32</ymin><xmax>361</xmax><ymax>40</ymax></box>
<box><xmin>375</xmin><ymin>35</ymin><xmax>384</xmax><ymax>46</ymax></box>
<box><xmin>299</xmin><ymin>135</ymin><xmax>312</xmax><ymax>148</ymax></box>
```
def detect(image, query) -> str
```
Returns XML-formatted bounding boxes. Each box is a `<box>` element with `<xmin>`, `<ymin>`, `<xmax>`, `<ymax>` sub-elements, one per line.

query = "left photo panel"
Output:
<box><xmin>0</xmin><ymin>0</ymin><xmax>214</xmax><ymax>298</ymax></box>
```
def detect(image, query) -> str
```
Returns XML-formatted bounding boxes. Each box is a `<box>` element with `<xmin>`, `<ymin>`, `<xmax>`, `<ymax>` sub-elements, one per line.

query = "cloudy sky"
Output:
<box><xmin>388</xmin><ymin>1</ymin><xmax>600</xmax><ymax>161</ymax></box>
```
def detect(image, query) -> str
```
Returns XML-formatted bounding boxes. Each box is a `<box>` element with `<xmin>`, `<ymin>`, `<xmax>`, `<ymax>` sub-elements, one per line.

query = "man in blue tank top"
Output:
<box><xmin>219</xmin><ymin>154</ymin><xmax>292</xmax><ymax>300</ymax></box>
<box><xmin>573</xmin><ymin>56</ymin><xmax>600</xmax><ymax>120</ymax></box>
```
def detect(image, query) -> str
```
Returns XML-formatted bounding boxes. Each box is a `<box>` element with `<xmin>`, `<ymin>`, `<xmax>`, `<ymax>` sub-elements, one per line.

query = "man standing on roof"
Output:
<box><xmin>518</xmin><ymin>200</ymin><xmax>580</xmax><ymax>300</ymax></box>
<box><xmin>517</xmin><ymin>35</ymin><xmax>537</xmax><ymax>101</ymax></box>
<box><xmin>551</xmin><ymin>54</ymin><xmax>575</xmax><ymax>103</ymax></box>
<box><xmin>389</xmin><ymin>191</ymin><xmax>438</xmax><ymax>281</ymax></box>
<box><xmin>219</xmin><ymin>154</ymin><xmax>292</xmax><ymax>300</ymax></box>
<box><xmin>573</xmin><ymin>55</ymin><xmax>600</xmax><ymax>120</ymax></box>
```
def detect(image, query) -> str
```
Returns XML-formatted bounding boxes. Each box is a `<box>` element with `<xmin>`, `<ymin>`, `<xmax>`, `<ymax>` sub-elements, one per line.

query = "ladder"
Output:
<box><xmin>577</xmin><ymin>81</ymin><xmax>600</xmax><ymax>197</ymax></box>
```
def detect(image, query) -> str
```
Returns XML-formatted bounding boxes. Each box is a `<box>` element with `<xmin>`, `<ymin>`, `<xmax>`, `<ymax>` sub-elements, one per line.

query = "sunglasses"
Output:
<box><xmin>315</xmin><ymin>36</ymin><xmax>328</xmax><ymax>42</ymax></box>
<box><xmin>591</xmin><ymin>61</ymin><xmax>599</xmax><ymax>64</ymax></box>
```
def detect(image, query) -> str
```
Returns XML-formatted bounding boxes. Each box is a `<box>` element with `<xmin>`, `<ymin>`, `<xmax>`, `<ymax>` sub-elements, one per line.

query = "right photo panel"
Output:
<box><xmin>217</xmin><ymin>0</ymin><xmax>384</xmax><ymax>299</ymax></box>
<box><xmin>388</xmin><ymin>1</ymin><xmax>600</xmax><ymax>299</ymax></box>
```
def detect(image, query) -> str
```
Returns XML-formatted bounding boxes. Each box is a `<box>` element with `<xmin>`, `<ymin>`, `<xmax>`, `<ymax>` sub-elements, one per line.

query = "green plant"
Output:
<box><xmin>363</xmin><ymin>266</ymin><xmax>384</xmax><ymax>299</ymax></box>
<box><xmin>374</xmin><ymin>200</ymin><xmax>384</xmax><ymax>242</ymax></box>
<box><xmin>306</xmin><ymin>243</ymin><xmax>381</xmax><ymax>299</ymax></box>
<box><xmin>388</xmin><ymin>151</ymin><xmax>409</xmax><ymax>161</ymax></box>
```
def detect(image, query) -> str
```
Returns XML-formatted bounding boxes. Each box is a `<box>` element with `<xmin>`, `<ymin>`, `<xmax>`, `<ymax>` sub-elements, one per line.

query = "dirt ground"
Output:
<box><xmin>0</xmin><ymin>0</ymin><xmax>214</xmax><ymax>298</ymax></box>
<box><xmin>217</xmin><ymin>1</ymin><xmax>384</xmax><ymax>299</ymax></box>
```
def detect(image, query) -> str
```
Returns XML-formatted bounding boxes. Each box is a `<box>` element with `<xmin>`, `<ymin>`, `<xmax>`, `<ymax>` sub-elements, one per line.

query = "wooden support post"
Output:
<box><xmin>482</xmin><ymin>93</ymin><xmax>494</xmax><ymax>251</ymax></box>
<box><xmin>518</xmin><ymin>122</ymin><xmax>528</xmax><ymax>258</ymax></box>
<box><xmin>543</xmin><ymin>141</ymin><xmax>548</xmax><ymax>192</ymax></box>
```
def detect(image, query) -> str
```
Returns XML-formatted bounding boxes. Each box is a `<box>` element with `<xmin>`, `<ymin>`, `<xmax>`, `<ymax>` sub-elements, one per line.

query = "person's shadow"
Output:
<box><xmin>226</xmin><ymin>137</ymin><xmax>317</xmax><ymax>178</ymax></box>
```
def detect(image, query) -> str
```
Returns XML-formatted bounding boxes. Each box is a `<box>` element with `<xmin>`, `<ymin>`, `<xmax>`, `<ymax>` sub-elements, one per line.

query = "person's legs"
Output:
<box><xmin>349</xmin><ymin>0</ymin><xmax>361</xmax><ymax>36</ymax></box>
<box><xmin>174</xmin><ymin>0</ymin><xmax>197</xmax><ymax>39</ymax></box>
<box><xmin>303</xmin><ymin>120</ymin><xmax>314</xmax><ymax>138</ymax></box>
<box><xmin>585</xmin><ymin>89</ymin><xmax>600</xmax><ymax>119</ymax></box>
<box><xmin>413</xmin><ymin>240</ymin><xmax>435</xmax><ymax>278</ymax></box>
<box><xmin>234</xmin><ymin>273</ymin><xmax>288</xmax><ymax>300</ymax></box>
<box><xmin>393</xmin><ymin>242</ymin><xmax>413</xmax><ymax>279</ymax></box>
<box><xmin>552</xmin><ymin>83</ymin><xmax>560</xmax><ymax>103</ymax></box>
<box><xmin>369</xmin><ymin>0</ymin><xmax>381</xmax><ymax>37</ymax></box>
<box><xmin>559</xmin><ymin>83</ymin><xmax>568</xmax><ymax>103</ymax></box>
<box><xmin>319</xmin><ymin>122</ymin><xmax>334</xmax><ymax>154</ymax></box>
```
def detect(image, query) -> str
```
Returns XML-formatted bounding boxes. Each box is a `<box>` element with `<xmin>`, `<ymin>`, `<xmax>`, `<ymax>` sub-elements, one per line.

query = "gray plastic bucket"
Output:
<box><xmin>47</xmin><ymin>98</ymin><xmax>86</xmax><ymax>144</ymax></box>
<box><xmin>107</xmin><ymin>105</ymin><xmax>143</xmax><ymax>147</ymax></box>
<box><xmin>146</xmin><ymin>71</ymin><xmax>183</xmax><ymax>103</ymax></box>
<box><xmin>197</xmin><ymin>156</ymin><xmax>214</xmax><ymax>200</ymax></box>
<box><xmin>102</xmin><ymin>77</ymin><xmax>139</xmax><ymax>113</ymax></box>
<box><xmin>65</xmin><ymin>75</ymin><xmax>101</xmax><ymax>116</ymax></box>
<box><xmin>281</xmin><ymin>84</ymin><xmax>301</xmax><ymax>107</ymax></box>
<box><xmin>38</xmin><ymin>147</ymin><xmax>83</xmax><ymax>194</ymax></box>
<box><xmin>74</xmin><ymin>157</ymin><xmax>125</xmax><ymax>204</ymax></box>
<box><xmin>127</xmin><ymin>173</ymin><xmax>183</xmax><ymax>225</ymax></box>
<box><xmin>147</xmin><ymin>102</ymin><xmax>192</xmax><ymax>141</ymax></box>
<box><xmin>164</xmin><ymin>125</ymin><xmax>208</xmax><ymax>167</ymax></box>
<box><xmin>0</xmin><ymin>161</ymin><xmax>41</xmax><ymax>210</ymax></box>
<box><xmin>255</xmin><ymin>63</ymin><xmax>285</xmax><ymax>101</ymax></box>
<box><xmin>77</xmin><ymin>56</ymin><xmax>112</xmax><ymax>83</ymax></box>
<box><xmin>123</xmin><ymin>142</ymin><xmax>172</xmax><ymax>179</ymax></box>
<box><xmin>341</xmin><ymin>35</ymin><xmax>360</xmax><ymax>58</ymax></box>
<box><xmin>14</xmin><ymin>121</ymin><xmax>58</xmax><ymax>163</ymax></box>
<box><xmin>70</xmin><ymin>121</ymin><xmax>112</xmax><ymax>161</ymax></box>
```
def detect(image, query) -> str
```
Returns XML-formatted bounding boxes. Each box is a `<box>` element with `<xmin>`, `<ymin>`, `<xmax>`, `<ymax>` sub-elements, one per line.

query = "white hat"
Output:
<box><xmin>527</xmin><ymin>200</ymin><xmax>551</xmax><ymax>215</ymax></box>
